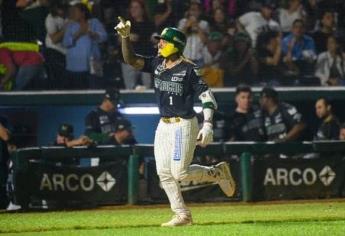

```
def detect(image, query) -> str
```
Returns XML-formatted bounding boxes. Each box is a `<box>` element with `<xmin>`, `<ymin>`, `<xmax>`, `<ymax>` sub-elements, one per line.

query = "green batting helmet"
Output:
<box><xmin>154</xmin><ymin>27</ymin><xmax>186</xmax><ymax>52</ymax></box>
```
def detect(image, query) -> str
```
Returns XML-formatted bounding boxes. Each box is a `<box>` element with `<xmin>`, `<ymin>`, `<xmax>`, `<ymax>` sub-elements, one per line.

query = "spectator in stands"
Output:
<box><xmin>120</xmin><ymin>0</ymin><xmax>155</xmax><ymax>90</ymax></box>
<box><xmin>314</xmin><ymin>97</ymin><xmax>340</xmax><ymax>140</ymax></box>
<box><xmin>45</xmin><ymin>2</ymin><xmax>68</xmax><ymax>89</ymax></box>
<box><xmin>62</xmin><ymin>3</ymin><xmax>107</xmax><ymax>89</ymax></box>
<box><xmin>0</xmin><ymin>116</ymin><xmax>10</xmax><ymax>209</ymax></box>
<box><xmin>226</xmin><ymin>84</ymin><xmax>265</xmax><ymax>141</ymax></box>
<box><xmin>278</xmin><ymin>0</ymin><xmax>306</xmax><ymax>34</ymax></box>
<box><xmin>55</xmin><ymin>123</ymin><xmax>93</xmax><ymax>148</ymax></box>
<box><xmin>84</xmin><ymin>88</ymin><xmax>123</xmax><ymax>144</ymax></box>
<box><xmin>153</xmin><ymin>0</ymin><xmax>175</xmax><ymax>33</ymax></box>
<box><xmin>312</xmin><ymin>10</ymin><xmax>336</xmax><ymax>54</ymax></box>
<box><xmin>237</xmin><ymin>1</ymin><xmax>280</xmax><ymax>47</ymax></box>
<box><xmin>201</xmin><ymin>32</ymin><xmax>224</xmax><ymax>87</ymax></box>
<box><xmin>260</xmin><ymin>87</ymin><xmax>305</xmax><ymax>142</ymax></box>
<box><xmin>0</xmin><ymin>43</ymin><xmax>45</xmax><ymax>90</ymax></box>
<box><xmin>339</xmin><ymin>123</ymin><xmax>345</xmax><ymax>140</ymax></box>
<box><xmin>257</xmin><ymin>30</ymin><xmax>283</xmax><ymax>86</ymax></box>
<box><xmin>315</xmin><ymin>35</ymin><xmax>345</xmax><ymax>86</ymax></box>
<box><xmin>208</xmin><ymin>8</ymin><xmax>233</xmax><ymax>48</ymax></box>
<box><xmin>281</xmin><ymin>19</ymin><xmax>317</xmax><ymax>85</ymax></box>
<box><xmin>178</xmin><ymin>0</ymin><xmax>209</xmax><ymax>65</ymax></box>
<box><xmin>221</xmin><ymin>32</ymin><xmax>258</xmax><ymax>86</ymax></box>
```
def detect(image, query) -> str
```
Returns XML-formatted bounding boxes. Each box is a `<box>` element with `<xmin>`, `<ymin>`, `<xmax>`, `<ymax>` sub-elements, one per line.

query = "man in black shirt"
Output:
<box><xmin>84</xmin><ymin>88</ymin><xmax>123</xmax><ymax>145</ymax></box>
<box><xmin>259</xmin><ymin>87</ymin><xmax>305</xmax><ymax>142</ymax></box>
<box><xmin>314</xmin><ymin>97</ymin><xmax>340</xmax><ymax>140</ymax></box>
<box><xmin>115</xmin><ymin>18</ymin><xmax>235</xmax><ymax>226</ymax></box>
<box><xmin>112</xmin><ymin>119</ymin><xmax>137</xmax><ymax>145</ymax></box>
<box><xmin>228</xmin><ymin>84</ymin><xmax>265</xmax><ymax>141</ymax></box>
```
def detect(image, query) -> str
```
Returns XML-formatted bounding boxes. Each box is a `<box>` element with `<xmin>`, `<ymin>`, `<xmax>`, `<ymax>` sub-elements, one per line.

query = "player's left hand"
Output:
<box><xmin>114</xmin><ymin>16</ymin><xmax>131</xmax><ymax>38</ymax></box>
<box><xmin>197</xmin><ymin>122</ymin><xmax>213</xmax><ymax>147</ymax></box>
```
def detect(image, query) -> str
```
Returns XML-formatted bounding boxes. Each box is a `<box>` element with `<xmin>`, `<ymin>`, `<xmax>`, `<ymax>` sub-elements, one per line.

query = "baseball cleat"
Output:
<box><xmin>161</xmin><ymin>214</ymin><xmax>193</xmax><ymax>227</ymax></box>
<box><xmin>215</xmin><ymin>162</ymin><xmax>236</xmax><ymax>197</ymax></box>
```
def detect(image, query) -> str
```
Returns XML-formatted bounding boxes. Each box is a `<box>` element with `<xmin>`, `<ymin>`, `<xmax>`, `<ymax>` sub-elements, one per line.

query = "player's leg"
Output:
<box><xmin>171</xmin><ymin>117</ymin><xmax>236</xmax><ymax>197</ymax></box>
<box><xmin>154</xmin><ymin>120</ymin><xmax>192</xmax><ymax>226</ymax></box>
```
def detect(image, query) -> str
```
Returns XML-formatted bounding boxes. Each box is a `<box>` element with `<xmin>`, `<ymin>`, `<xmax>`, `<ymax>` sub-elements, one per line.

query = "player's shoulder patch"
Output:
<box><xmin>193</xmin><ymin>67</ymin><xmax>203</xmax><ymax>76</ymax></box>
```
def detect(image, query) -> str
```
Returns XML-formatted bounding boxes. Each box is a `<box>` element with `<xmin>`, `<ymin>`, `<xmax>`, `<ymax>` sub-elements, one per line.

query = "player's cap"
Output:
<box><xmin>260</xmin><ymin>87</ymin><xmax>279</xmax><ymax>100</ymax></box>
<box><xmin>154</xmin><ymin>27</ymin><xmax>186</xmax><ymax>52</ymax></box>
<box><xmin>208</xmin><ymin>31</ymin><xmax>223</xmax><ymax>41</ymax></box>
<box><xmin>104</xmin><ymin>88</ymin><xmax>120</xmax><ymax>104</ymax></box>
<box><xmin>58</xmin><ymin>123</ymin><xmax>74</xmax><ymax>138</ymax></box>
<box><xmin>115</xmin><ymin>119</ymin><xmax>133</xmax><ymax>132</ymax></box>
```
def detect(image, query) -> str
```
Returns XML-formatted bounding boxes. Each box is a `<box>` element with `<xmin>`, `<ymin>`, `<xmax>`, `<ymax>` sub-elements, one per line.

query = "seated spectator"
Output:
<box><xmin>281</xmin><ymin>19</ymin><xmax>317</xmax><ymax>85</ymax></box>
<box><xmin>0</xmin><ymin>42</ymin><xmax>45</xmax><ymax>90</ymax></box>
<box><xmin>312</xmin><ymin>10</ymin><xmax>336</xmax><ymax>54</ymax></box>
<box><xmin>112</xmin><ymin>119</ymin><xmax>137</xmax><ymax>145</ymax></box>
<box><xmin>55</xmin><ymin>123</ymin><xmax>93</xmax><ymax>148</ymax></box>
<box><xmin>278</xmin><ymin>0</ymin><xmax>306</xmax><ymax>34</ymax></box>
<box><xmin>314</xmin><ymin>97</ymin><xmax>340</xmax><ymax>140</ymax></box>
<box><xmin>44</xmin><ymin>2</ymin><xmax>68</xmax><ymax>89</ymax></box>
<box><xmin>84</xmin><ymin>88</ymin><xmax>123</xmax><ymax>144</ymax></box>
<box><xmin>339</xmin><ymin>123</ymin><xmax>345</xmax><ymax>140</ymax></box>
<box><xmin>237</xmin><ymin>1</ymin><xmax>280</xmax><ymax>47</ymax></box>
<box><xmin>260</xmin><ymin>87</ymin><xmax>305</xmax><ymax>142</ymax></box>
<box><xmin>201</xmin><ymin>32</ymin><xmax>224</xmax><ymax>87</ymax></box>
<box><xmin>221</xmin><ymin>32</ymin><xmax>258</xmax><ymax>86</ymax></box>
<box><xmin>62</xmin><ymin>3</ymin><xmax>107</xmax><ymax>89</ymax></box>
<box><xmin>178</xmin><ymin>0</ymin><xmax>209</xmax><ymax>65</ymax></box>
<box><xmin>226</xmin><ymin>84</ymin><xmax>265</xmax><ymax>141</ymax></box>
<box><xmin>257</xmin><ymin>30</ymin><xmax>283</xmax><ymax>86</ymax></box>
<box><xmin>120</xmin><ymin>0</ymin><xmax>155</xmax><ymax>90</ymax></box>
<box><xmin>315</xmin><ymin>35</ymin><xmax>345</xmax><ymax>86</ymax></box>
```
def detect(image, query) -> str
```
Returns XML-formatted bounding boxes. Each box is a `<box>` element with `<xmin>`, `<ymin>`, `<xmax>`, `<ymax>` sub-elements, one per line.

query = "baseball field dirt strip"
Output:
<box><xmin>0</xmin><ymin>199</ymin><xmax>344</xmax><ymax>235</ymax></box>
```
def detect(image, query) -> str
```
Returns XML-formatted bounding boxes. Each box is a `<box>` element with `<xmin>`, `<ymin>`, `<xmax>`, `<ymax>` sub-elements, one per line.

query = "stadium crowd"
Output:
<box><xmin>0</xmin><ymin>0</ymin><xmax>345</xmax><ymax>90</ymax></box>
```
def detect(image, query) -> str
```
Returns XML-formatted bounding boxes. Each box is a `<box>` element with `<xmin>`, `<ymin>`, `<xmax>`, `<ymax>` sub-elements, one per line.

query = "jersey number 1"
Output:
<box><xmin>169</xmin><ymin>96</ymin><xmax>173</xmax><ymax>105</ymax></box>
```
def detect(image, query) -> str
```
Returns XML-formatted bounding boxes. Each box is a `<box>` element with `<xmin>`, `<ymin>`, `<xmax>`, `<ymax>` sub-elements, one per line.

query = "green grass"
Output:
<box><xmin>1</xmin><ymin>200</ymin><xmax>345</xmax><ymax>235</ymax></box>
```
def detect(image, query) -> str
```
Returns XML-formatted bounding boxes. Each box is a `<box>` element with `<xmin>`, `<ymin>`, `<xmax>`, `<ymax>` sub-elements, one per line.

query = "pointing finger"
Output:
<box><xmin>118</xmin><ymin>16</ymin><xmax>126</xmax><ymax>24</ymax></box>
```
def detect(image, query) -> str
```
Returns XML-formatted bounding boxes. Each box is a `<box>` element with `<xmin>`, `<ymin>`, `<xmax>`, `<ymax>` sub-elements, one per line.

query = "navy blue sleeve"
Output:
<box><xmin>282</xmin><ymin>104</ymin><xmax>303</xmax><ymax>128</ymax></box>
<box><xmin>140</xmin><ymin>56</ymin><xmax>156</xmax><ymax>74</ymax></box>
<box><xmin>189</xmin><ymin>66</ymin><xmax>209</xmax><ymax>97</ymax></box>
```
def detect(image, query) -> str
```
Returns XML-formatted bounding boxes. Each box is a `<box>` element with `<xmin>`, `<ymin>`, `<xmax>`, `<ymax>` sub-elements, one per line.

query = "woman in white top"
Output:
<box><xmin>315</xmin><ymin>35</ymin><xmax>345</xmax><ymax>86</ymax></box>
<box><xmin>44</xmin><ymin>2</ymin><xmax>67</xmax><ymax>89</ymax></box>
<box><xmin>278</xmin><ymin>0</ymin><xmax>305</xmax><ymax>34</ymax></box>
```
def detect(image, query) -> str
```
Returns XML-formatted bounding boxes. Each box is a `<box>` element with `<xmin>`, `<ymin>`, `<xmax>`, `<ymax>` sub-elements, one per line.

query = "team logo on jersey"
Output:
<box><xmin>171</xmin><ymin>76</ymin><xmax>183</xmax><ymax>82</ymax></box>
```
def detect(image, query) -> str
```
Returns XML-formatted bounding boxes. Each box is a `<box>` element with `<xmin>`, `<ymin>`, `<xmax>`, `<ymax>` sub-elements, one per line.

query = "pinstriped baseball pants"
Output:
<box><xmin>154</xmin><ymin>117</ymin><xmax>217</xmax><ymax>216</ymax></box>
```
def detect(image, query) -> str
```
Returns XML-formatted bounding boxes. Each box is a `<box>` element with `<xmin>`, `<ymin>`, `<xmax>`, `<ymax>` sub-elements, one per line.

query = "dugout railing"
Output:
<box><xmin>11</xmin><ymin>141</ymin><xmax>345</xmax><ymax>208</ymax></box>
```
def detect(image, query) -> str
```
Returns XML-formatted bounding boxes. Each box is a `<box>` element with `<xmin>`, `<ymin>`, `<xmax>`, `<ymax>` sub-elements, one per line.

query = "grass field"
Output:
<box><xmin>1</xmin><ymin>200</ymin><xmax>345</xmax><ymax>235</ymax></box>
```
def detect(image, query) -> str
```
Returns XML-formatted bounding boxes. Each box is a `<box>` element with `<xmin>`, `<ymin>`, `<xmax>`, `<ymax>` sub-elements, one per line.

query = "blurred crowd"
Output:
<box><xmin>0</xmin><ymin>0</ymin><xmax>345</xmax><ymax>90</ymax></box>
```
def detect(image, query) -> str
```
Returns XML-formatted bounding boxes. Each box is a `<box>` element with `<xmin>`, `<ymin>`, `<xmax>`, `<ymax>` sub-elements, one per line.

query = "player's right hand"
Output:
<box><xmin>114</xmin><ymin>16</ymin><xmax>131</xmax><ymax>38</ymax></box>
<box><xmin>197</xmin><ymin>122</ymin><xmax>213</xmax><ymax>147</ymax></box>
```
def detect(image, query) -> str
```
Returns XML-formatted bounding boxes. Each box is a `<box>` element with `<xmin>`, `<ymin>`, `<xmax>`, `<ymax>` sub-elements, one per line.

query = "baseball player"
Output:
<box><xmin>115</xmin><ymin>17</ymin><xmax>235</xmax><ymax>227</ymax></box>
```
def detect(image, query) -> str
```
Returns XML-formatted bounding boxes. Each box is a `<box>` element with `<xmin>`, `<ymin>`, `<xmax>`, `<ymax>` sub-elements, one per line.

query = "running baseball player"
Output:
<box><xmin>115</xmin><ymin>17</ymin><xmax>235</xmax><ymax>227</ymax></box>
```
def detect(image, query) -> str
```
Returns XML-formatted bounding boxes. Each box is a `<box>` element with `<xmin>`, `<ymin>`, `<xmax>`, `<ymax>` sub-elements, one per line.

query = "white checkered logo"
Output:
<box><xmin>97</xmin><ymin>171</ymin><xmax>116</xmax><ymax>192</ymax></box>
<box><xmin>318</xmin><ymin>166</ymin><xmax>336</xmax><ymax>186</ymax></box>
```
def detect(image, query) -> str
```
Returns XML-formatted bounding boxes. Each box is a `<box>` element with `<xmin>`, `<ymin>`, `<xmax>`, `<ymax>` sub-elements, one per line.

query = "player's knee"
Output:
<box><xmin>157</xmin><ymin>168</ymin><xmax>173</xmax><ymax>182</ymax></box>
<box><xmin>172</xmin><ymin>170</ymin><xmax>188</xmax><ymax>181</ymax></box>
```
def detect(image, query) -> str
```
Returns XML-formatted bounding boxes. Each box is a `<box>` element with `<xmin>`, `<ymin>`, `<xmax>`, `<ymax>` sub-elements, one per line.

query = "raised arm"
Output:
<box><xmin>115</xmin><ymin>16</ymin><xmax>144</xmax><ymax>70</ymax></box>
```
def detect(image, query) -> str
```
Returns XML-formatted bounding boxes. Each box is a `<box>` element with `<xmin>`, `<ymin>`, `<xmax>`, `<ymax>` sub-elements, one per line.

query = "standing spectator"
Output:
<box><xmin>339</xmin><ymin>123</ymin><xmax>345</xmax><ymax>140</ymax></box>
<box><xmin>120</xmin><ymin>0</ymin><xmax>155</xmax><ymax>90</ymax></box>
<box><xmin>178</xmin><ymin>0</ymin><xmax>209</xmax><ymax>65</ymax></box>
<box><xmin>153</xmin><ymin>0</ymin><xmax>175</xmax><ymax>33</ymax></box>
<box><xmin>63</xmin><ymin>3</ymin><xmax>107</xmax><ymax>89</ymax></box>
<box><xmin>226</xmin><ymin>84</ymin><xmax>265</xmax><ymax>141</ymax></box>
<box><xmin>201</xmin><ymin>32</ymin><xmax>224</xmax><ymax>87</ymax></box>
<box><xmin>0</xmin><ymin>116</ymin><xmax>10</xmax><ymax>209</ymax></box>
<box><xmin>256</xmin><ymin>30</ymin><xmax>283</xmax><ymax>86</ymax></box>
<box><xmin>281</xmin><ymin>19</ymin><xmax>317</xmax><ymax>85</ymax></box>
<box><xmin>314</xmin><ymin>97</ymin><xmax>340</xmax><ymax>140</ymax></box>
<box><xmin>260</xmin><ymin>87</ymin><xmax>305</xmax><ymax>142</ymax></box>
<box><xmin>0</xmin><ymin>43</ymin><xmax>45</xmax><ymax>90</ymax></box>
<box><xmin>84</xmin><ymin>88</ymin><xmax>123</xmax><ymax>145</ymax></box>
<box><xmin>209</xmin><ymin>8</ymin><xmax>233</xmax><ymax>48</ymax></box>
<box><xmin>278</xmin><ymin>0</ymin><xmax>306</xmax><ymax>34</ymax></box>
<box><xmin>315</xmin><ymin>35</ymin><xmax>345</xmax><ymax>86</ymax></box>
<box><xmin>237</xmin><ymin>1</ymin><xmax>280</xmax><ymax>47</ymax></box>
<box><xmin>45</xmin><ymin>2</ymin><xmax>68</xmax><ymax>89</ymax></box>
<box><xmin>312</xmin><ymin>10</ymin><xmax>336</xmax><ymax>54</ymax></box>
<box><xmin>221</xmin><ymin>32</ymin><xmax>258</xmax><ymax>86</ymax></box>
